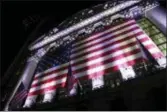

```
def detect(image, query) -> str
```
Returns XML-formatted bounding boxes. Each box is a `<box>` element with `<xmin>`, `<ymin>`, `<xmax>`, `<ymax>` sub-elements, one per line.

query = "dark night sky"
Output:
<box><xmin>1</xmin><ymin>1</ymin><xmax>105</xmax><ymax>77</ymax></box>
<box><xmin>1</xmin><ymin>1</ymin><xmax>166</xmax><ymax>77</ymax></box>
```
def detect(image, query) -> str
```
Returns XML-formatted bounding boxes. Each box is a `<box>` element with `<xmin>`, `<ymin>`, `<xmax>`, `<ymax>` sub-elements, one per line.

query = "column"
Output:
<box><xmin>22</xmin><ymin>57</ymin><xmax>40</xmax><ymax>108</ymax></box>
<box><xmin>42</xmin><ymin>90</ymin><xmax>56</xmax><ymax>103</ymax></box>
<box><xmin>145</xmin><ymin>6</ymin><xmax>167</xmax><ymax>35</ymax></box>
<box><xmin>21</xmin><ymin>57</ymin><xmax>40</xmax><ymax>89</ymax></box>
<box><xmin>92</xmin><ymin>75</ymin><xmax>104</xmax><ymax>90</ymax></box>
<box><xmin>23</xmin><ymin>47</ymin><xmax>49</xmax><ymax>107</ymax></box>
<box><xmin>4</xmin><ymin>56</ymin><xmax>40</xmax><ymax>110</ymax></box>
<box><xmin>23</xmin><ymin>95</ymin><xmax>37</xmax><ymax>108</ymax></box>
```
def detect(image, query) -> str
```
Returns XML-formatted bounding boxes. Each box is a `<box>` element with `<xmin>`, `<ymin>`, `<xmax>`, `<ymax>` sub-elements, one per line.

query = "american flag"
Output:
<box><xmin>10</xmin><ymin>83</ymin><xmax>27</xmax><ymax>108</ymax></box>
<box><xmin>66</xmin><ymin>61</ymin><xmax>78</xmax><ymax>96</ymax></box>
<box><xmin>70</xmin><ymin>19</ymin><xmax>164</xmax><ymax>82</ymax></box>
<box><xmin>24</xmin><ymin>19</ymin><xmax>164</xmax><ymax>105</ymax></box>
<box><xmin>24</xmin><ymin>46</ymin><xmax>70</xmax><ymax>105</ymax></box>
<box><xmin>65</xmin><ymin>44</ymin><xmax>78</xmax><ymax>96</ymax></box>
<box><xmin>70</xmin><ymin>19</ymin><xmax>144</xmax><ymax>81</ymax></box>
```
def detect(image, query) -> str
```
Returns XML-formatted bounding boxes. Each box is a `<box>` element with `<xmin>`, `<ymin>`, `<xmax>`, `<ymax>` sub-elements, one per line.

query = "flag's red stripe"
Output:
<box><xmin>28</xmin><ymin>83</ymin><xmax>66</xmax><ymax>96</ymax></box>
<box><xmin>138</xmin><ymin>37</ymin><xmax>150</xmax><ymax>42</ymax></box>
<box><xmin>34</xmin><ymin>20</ymin><xmax>134</xmax><ymax>79</ymax></box>
<box><xmin>144</xmin><ymin>44</ymin><xmax>164</xmax><ymax>58</ymax></box>
<box><xmin>78</xmin><ymin>57</ymin><xmax>144</xmax><ymax>81</ymax></box>
<box><xmin>12</xmin><ymin>91</ymin><xmax>27</xmax><ymax>104</ymax></box>
<box><xmin>136</xmin><ymin>36</ymin><xmax>165</xmax><ymax>58</ymax></box>
<box><xmin>28</xmin><ymin>58</ymin><xmax>143</xmax><ymax>96</ymax></box>
<box><xmin>32</xmin><ymin>36</ymin><xmax>159</xmax><ymax>90</ymax></box>
<box><xmin>72</xmin><ymin>42</ymin><xmax>138</xmax><ymax>67</ymax></box>
<box><xmin>33</xmin><ymin>41</ymin><xmax>139</xmax><ymax>82</ymax></box>
<box><xmin>32</xmin><ymin>47</ymin><xmax>141</xmax><ymax>88</ymax></box>
<box><xmin>34</xmin><ymin>65</ymin><xmax>68</xmax><ymax>80</ymax></box>
<box><xmin>31</xmin><ymin>74</ymin><xmax>67</xmax><ymax>88</ymax></box>
<box><xmin>29</xmin><ymin>19</ymin><xmax>160</xmax><ymax>95</ymax></box>
<box><xmin>16</xmin><ymin>91</ymin><xmax>27</xmax><ymax>103</ymax></box>
<box><xmin>72</xmin><ymin>26</ymin><xmax>140</xmax><ymax>54</ymax></box>
<box><xmin>73</xmin><ymin>19</ymin><xmax>135</xmax><ymax>47</ymax></box>
<box><xmin>72</xmin><ymin>49</ymin><xmax>141</xmax><ymax>75</ymax></box>
<box><xmin>34</xmin><ymin>36</ymin><xmax>152</xmax><ymax>83</ymax></box>
<box><xmin>13</xmin><ymin>91</ymin><xmax>27</xmax><ymax>101</ymax></box>
<box><xmin>13</xmin><ymin>90</ymin><xmax>27</xmax><ymax>100</ymax></box>
<box><xmin>71</xmin><ymin>38</ymin><xmax>152</xmax><ymax>68</ymax></box>
<box><xmin>33</xmin><ymin>36</ymin><xmax>141</xmax><ymax>81</ymax></box>
<box><xmin>34</xmin><ymin>22</ymin><xmax>139</xmax><ymax>80</ymax></box>
<box><xmin>142</xmin><ymin>44</ymin><xmax>155</xmax><ymax>49</ymax></box>
<box><xmin>151</xmin><ymin>52</ymin><xmax>164</xmax><ymax>58</ymax></box>
<box><xmin>72</xmin><ymin>32</ymin><xmax>143</xmax><ymax>59</ymax></box>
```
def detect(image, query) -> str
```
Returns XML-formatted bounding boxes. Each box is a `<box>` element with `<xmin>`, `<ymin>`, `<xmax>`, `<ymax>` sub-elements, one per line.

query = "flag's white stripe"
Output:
<box><xmin>71</xmin><ymin>37</ymin><xmax>138</xmax><ymax>64</ymax></box>
<box><xmin>33</xmin><ymin>45</ymin><xmax>139</xmax><ymax>85</ymax></box>
<box><xmin>142</xmin><ymin>40</ymin><xmax>162</xmax><ymax>53</ymax></box>
<box><xmin>138</xmin><ymin>38</ymin><xmax>162</xmax><ymax>55</ymax></box>
<box><xmin>30</xmin><ymin>77</ymin><xmax>67</xmax><ymax>93</ymax></box>
<box><xmin>34</xmin><ymin>37</ymin><xmax>140</xmax><ymax>83</ymax></box>
<box><xmin>30</xmin><ymin>53</ymin><xmax>142</xmax><ymax>93</ymax></box>
<box><xmin>33</xmin><ymin>23</ymin><xmax>147</xmax><ymax>85</ymax></box>
<box><xmin>71</xmin><ymin>28</ymin><xmax>142</xmax><ymax>58</ymax></box>
<box><xmin>137</xmin><ymin>34</ymin><xmax>149</xmax><ymax>39</ymax></box>
<box><xmin>74</xmin><ymin>53</ymin><xmax>142</xmax><ymax>78</ymax></box>
<box><xmin>72</xmin><ymin>46</ymin><xmax>140</xmax><ymax>71</ymax></box>
<box><xmin>73</xmin><ymin>20</ymin><xmax>136</xmax><ymax>47</ymax></box>
<box><xmin>32</xmin><ymin>69</ymin><xmax>68</xmax><ymax>85</ymax></box>
<box><xmin>72</xmin><ymin>24</ymin><xmax>139</xmax><ymax>52</ymax></box>
<box><xmin>34</xmin><ymin>62</ymin><xmax>69</xmax><ymax>78</ymax></box>
<box><xmin>34</xmin><ymin>21</ymin><xmax>138</xmax><ymax>79</ymax></box>
<box><xmin>28</xmin><ymin>21</ymin><xmax>147</xmax><ymax>97</ymax></box>
<box><xmin>27</xmin><ymin>20</ymin><xmax>143</xmax><ymax>97</ymax></box>
<box><xmin>134</xmin><ymin>30</ymin><xmax>165</xmax><ymax>57</ymax></box>
<box><xmin>34</xmin><ymin>34</ymin><xmax>153</xmax><ymax>85</ymax></box>
<box><xmin>142</xmin><ymin>40</ymin><xmax>154</xmax><ymax>46</ymax></box>
<box><xmin>34</xmin><ymin>22</ymin><xmax>139</xmax><ymax>78</ymax></box>
<box><xmin>147</xmin><ymin>47</ymin><xmax>163</xmax><ymax>54</ymax></box>
<box><xmin>43</xmin><ymin>89</ymin><xmax>56</xmax><ymax>94</ymax></box>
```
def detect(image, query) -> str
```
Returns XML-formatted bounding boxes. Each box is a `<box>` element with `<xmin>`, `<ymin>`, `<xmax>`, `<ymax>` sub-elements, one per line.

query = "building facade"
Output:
<box><xmin>2</xmin><ymin>0</ymin><xmax>167</xmax><ymax>111</ymax></box>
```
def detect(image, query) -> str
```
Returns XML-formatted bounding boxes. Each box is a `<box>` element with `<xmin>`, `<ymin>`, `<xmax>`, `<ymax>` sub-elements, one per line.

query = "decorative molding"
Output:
<box><xmin>28</xmin><ymin>46</ymin><xmax>50</xmax><ymax>63</ymax></box>
<box><xmin>29</xmin><ymin>0</ymin><xmax>141</xmax><ymax>51</ymax></box>
<box><xmin>28</xmin><ymin>0</ymin><xmax>160</xmax><ymax>52</ymax></box>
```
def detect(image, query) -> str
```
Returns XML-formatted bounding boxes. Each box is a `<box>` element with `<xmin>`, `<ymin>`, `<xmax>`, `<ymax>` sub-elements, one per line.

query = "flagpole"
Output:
<box><xmin>66</xmin><ymin>41</ymin><xmax>84</xmax><ymax>96</ymax></box>
<box><xmin>77</xmin><ymin>80</ymin><xmax>83</xmax><ymax>95</ymax></box>
<box><xmin>4</xmin><ymin>78</ymin><xmax>22</xmax><ymax>111</ymax></box>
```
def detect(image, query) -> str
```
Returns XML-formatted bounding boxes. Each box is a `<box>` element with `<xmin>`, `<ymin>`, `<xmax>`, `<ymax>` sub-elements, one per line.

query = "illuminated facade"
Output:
<box><xmin>2</xmin><ymin>0</ymin><xmax>166</xmax><ymax>111</ymax></box>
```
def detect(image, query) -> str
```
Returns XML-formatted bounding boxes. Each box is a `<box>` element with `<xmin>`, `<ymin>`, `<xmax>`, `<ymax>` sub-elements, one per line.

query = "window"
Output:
<box><xmin>158</xmin><ymin>44</ymin><xmax>167</xmax><ymax>56</ymax></box>
<box><xmin>137</xmin><ymin>18</ymin><xmax>167</xmax><ymax>56</ymax></box>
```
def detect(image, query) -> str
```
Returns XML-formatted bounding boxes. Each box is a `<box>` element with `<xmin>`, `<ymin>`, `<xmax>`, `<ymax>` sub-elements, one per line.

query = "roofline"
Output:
<box><xmin>29</xmin><ymin>0</ymin><xmax>141</xmax><ymax>51</ymax></box>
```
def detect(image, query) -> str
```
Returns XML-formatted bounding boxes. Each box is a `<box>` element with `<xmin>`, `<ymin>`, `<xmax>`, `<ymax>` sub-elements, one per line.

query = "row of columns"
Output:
<box><xmin>5</xmin><ymin>4</ymin><xmax>166</xmax><ymax>110</ymax></box>
<box><xmin>4</xmin><ymin>47</ymin><xmax>49</xmax><ymax>110</ymax></box>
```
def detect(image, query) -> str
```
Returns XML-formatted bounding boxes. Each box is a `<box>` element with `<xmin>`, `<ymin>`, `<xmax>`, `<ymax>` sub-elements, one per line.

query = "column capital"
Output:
<box><xmin>27</xmin><ymin>47</ymin><xmax>49</xmax><ymax>63</ymax></box>
<box><xmin>141</xmin><ymin>0</ymin><xmax>159</xmax><ymax>13</ymax></box>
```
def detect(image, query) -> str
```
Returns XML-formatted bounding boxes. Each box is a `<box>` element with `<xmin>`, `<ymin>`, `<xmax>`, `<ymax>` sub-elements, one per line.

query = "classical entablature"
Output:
<box><xmin>29</xmin><ymin>0</ymin><xmax>160</xmax><ymax>52</ymax></box>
